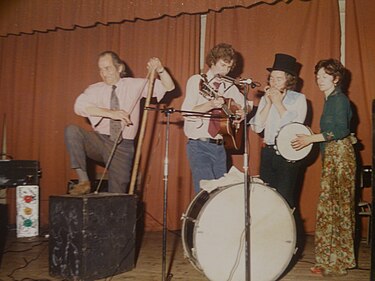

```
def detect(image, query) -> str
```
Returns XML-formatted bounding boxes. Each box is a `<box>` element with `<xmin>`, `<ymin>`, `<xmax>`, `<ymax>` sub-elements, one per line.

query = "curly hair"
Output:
<box><xmin>314</xmin><ymin>59</ymin><xmax>345</xmax><ymax>86</ymax></box>
<box><xmin>98</xmin><ymin>51</ymin><xmax>127</xmax><ymax>78</ymax></box>
<box><xmin>205</xmin><ymin>43</ymin><xmax>237</xmax><ymax>70</ymax></box>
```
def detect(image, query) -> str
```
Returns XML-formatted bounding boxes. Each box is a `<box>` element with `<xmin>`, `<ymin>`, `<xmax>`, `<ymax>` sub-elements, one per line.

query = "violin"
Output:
<box><xmin>198</xmin><ymin>75</ymin><xmax>218</xmax><ymax>100</ymax></box>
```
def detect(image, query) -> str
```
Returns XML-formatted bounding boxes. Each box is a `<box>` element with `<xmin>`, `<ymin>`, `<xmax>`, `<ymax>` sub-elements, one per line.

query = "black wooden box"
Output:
<box><xmin>49</xmin><ymin>193</ymin><xmax>137</xmax><ymax>280</ymax></box>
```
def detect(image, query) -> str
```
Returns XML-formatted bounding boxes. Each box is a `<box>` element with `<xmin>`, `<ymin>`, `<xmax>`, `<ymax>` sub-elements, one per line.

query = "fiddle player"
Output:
<box><xmin>249</xmin><ymin>53</ymin><xmax>307</xmax><ymax>208</ymax></box>
<box><xmin>181</xmin><ymin>43</ymin><xmax>247</xmax><ymax>193</ymax></box>
<box><xmin>65</xmin><ymin>51</ymin><xmax>175</xmax><ymax>195</ymax></box>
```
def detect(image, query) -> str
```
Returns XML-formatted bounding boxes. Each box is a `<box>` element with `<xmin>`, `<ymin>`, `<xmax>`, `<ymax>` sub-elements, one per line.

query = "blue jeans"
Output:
<box><xmin>186</xmin><ymin>139</ymin><xmax>227</xmax><ymax>193</ymax></box>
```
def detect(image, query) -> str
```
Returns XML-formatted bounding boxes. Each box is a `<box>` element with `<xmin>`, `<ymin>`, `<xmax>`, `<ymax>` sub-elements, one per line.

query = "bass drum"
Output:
<box><xmin>181</xmin><ymin>182</ymin><xmax>296</xmax><ymax>281</ymax></box>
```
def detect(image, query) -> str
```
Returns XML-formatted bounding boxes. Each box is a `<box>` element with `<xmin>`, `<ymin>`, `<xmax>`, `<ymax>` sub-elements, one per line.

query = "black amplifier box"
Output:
<box><xmin>0</xmin><ymin>160</ymin><xmax>40</xmax><ymax>187</ymax></box>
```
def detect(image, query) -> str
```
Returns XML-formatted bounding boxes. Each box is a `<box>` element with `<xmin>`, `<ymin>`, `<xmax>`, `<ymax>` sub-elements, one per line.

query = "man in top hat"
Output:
<box><xmin>250</xmin><ymin>53</ymin><xmax>307</xmax><ymax>208</ymax></box>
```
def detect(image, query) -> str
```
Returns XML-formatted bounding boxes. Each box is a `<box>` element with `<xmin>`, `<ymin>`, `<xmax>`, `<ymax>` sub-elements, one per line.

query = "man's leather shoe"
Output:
<box><xmin>69</xmin><ymin>181</ymin><xmax>91</xmax><ymax>195</ymax></box>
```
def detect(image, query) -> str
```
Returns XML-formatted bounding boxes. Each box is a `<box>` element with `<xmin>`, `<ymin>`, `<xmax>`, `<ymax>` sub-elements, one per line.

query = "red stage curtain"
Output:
<box><xmin>0</xmin><ymin>0</ymin><xmax>279</xmax><ymax>37</ymax></box>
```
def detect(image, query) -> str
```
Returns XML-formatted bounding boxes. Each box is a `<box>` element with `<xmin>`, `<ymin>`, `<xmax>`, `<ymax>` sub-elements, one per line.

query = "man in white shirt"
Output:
<box><xmin>182</xmin><ymin>43</ymin><xmax>246</xmax><ymax>193</ymax></box>
<box><xmin>65</xmin><ymin>51</ymin><xmax>175</xmax><ymax>195</ymax></box>
<box><xmin>250</xmin><ymin>53</ymin><xmax>307</xmax><ymax>208</ymax></box>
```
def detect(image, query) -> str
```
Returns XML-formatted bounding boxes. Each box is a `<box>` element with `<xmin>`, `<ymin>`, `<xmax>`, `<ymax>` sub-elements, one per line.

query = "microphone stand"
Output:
<box><xmin>242</xmin><ymin>85</ymin><xmax>251</xmax><ymax>281</ymax></box>
<box><xmin>161</xmin><ymin>107</ymin><xmax>174</xmax><ymax>281</ymax></box>
<box><xmin>145</xmin><ymin>106</ymin><xmax>210</xmax><ymax>281</ymax></box>
<box><xmin>145</xmin><ymin>106</ymin><xmax>174</xmax><ymax>281</ymax></box>
<box><xmin>220</xmin><ymin>75</ymin><xmax>255</xmax><ymax>281</ymax></box>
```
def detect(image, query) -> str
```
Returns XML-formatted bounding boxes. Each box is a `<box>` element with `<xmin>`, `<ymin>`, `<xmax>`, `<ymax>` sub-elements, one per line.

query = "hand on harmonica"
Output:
<box><xmin>265</xmin><ymin>87</ymin><xmax>283</xmax><ymax>105</ymax></box>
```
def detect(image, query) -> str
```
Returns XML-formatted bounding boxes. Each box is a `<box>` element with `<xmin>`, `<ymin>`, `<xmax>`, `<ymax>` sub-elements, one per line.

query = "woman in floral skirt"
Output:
<box><xmin>292</xmin><ymin>58</ymin><xmax>356</xmax><ymax>276</ymax></box>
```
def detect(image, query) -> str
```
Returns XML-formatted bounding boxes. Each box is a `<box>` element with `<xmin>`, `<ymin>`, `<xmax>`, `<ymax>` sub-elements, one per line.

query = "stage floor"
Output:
<box><xmin>0</xmin><ymin>228</ymin><xmax>371</xmax><ymax>280</ymax></box>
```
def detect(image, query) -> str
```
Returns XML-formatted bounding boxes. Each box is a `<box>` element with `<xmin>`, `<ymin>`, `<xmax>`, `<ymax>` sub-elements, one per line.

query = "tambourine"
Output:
<box><xmin>275</xmin><ymin>122</ymin><xmax>313</xmax><ymax>162</ymax></box>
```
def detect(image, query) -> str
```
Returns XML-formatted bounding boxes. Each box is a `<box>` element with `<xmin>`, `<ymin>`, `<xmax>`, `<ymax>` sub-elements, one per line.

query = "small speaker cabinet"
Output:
<box><xmin>49</xmin><ymin>193</ymin><xmax>137</xmax><ymax>280</ymax></box>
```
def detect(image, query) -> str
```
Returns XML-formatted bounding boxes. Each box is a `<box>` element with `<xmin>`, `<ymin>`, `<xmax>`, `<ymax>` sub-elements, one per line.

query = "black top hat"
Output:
<box><xmin>267</xmin><ymin>53</ymin><xmax>298</xmax><ymax>76</ymax></box>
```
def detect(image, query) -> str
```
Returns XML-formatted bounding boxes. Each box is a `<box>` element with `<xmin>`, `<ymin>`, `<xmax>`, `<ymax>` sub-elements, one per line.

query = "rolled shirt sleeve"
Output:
<box><xmin>74</xmin><ymin>78</ymin><xmax>167</xmax><ymax>139</ymax></box>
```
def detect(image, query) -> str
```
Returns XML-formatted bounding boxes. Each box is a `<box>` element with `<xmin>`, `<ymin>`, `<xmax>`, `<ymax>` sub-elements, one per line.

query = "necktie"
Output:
<box><xmin>110</xmin><ymin>85</ymin><xmax>122</xmax><ymax>142</ymax></box>
<box><xmin>208</xmin><ymin>82</ymin><xmax>222</xmax><ymax>138</ymax></box>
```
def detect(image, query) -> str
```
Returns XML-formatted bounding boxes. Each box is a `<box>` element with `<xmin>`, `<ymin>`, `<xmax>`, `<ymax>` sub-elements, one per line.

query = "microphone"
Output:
<box><xmin>238</xmin><ymin>78</ymin><xmax>253</xmax><ymax>85</ymax></box>
<box><xmin>240</xmin><ymin>79</ymin><xmax>260</xmax><ymax>89</ymax></box>
<box><xmin>217</xmin><ymin>75</ymin><xmax>260</xmax><ymax>88</ymax></box>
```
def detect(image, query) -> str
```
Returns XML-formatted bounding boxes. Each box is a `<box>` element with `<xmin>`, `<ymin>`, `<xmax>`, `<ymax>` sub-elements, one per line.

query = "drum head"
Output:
<box><xmin>183</xmin><ymin>183</ymin><xmax>296</xmax><ymax>281</ymax></box>
<box><xmin>276</xmin><ymin>123</ymin><xmax>312</xmax><ymax>161</ymax></box>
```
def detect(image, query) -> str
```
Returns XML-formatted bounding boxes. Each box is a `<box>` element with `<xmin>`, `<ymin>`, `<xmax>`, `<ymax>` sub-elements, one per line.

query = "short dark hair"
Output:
<box><xmin>98</xmin><ymin>51</ymin><xmax>127</xmax><ymax>78</ymax></box>
<box><xmin>314</xmin><ymin>59</ymin><xmax>345</xmax><ymax>86</ymax></box>
<box><xmin>205</xmin><ymin>43</ymin><xmax>237</xmax><ymax>70</ymax></box>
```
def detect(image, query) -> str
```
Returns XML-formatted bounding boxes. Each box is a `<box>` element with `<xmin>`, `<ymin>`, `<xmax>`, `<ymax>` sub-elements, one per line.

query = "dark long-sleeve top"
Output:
<box><xmin>320</xmin><ymin>87</ymin><xmax>352</xmax><ymax>150</ymax></box>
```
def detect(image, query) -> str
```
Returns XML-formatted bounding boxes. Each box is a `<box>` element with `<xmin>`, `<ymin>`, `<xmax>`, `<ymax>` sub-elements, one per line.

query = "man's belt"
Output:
<box><xmin>190</xmin><ymin>138</ymin><xmax>224</xmax><ymax>145</ymax></box>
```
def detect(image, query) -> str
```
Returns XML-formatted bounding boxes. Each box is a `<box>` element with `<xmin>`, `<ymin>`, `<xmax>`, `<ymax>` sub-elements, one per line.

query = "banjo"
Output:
<box><xmin>274</xmin><ymin>122</ymin><xmax>313</xmax><ymax>162</ymax></box>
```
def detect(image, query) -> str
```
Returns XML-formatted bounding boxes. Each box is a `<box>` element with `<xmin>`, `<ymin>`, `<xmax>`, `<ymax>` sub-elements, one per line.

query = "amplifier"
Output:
<box><xmin>0</xmin><ymin>160</ymin><xmax>40</xmax><ymax>187</ymax></box>
<box><xmin>49</xmin><ymin>193</ymin><xmax>137</xmax><ymax>280</ymax></box>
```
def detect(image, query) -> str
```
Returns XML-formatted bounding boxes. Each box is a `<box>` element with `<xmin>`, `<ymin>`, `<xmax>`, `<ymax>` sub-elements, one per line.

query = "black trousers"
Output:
<box><xmin>260</xmin><ymin>146</ymin><xmax>302</xmax><ymax>208</ymax></box>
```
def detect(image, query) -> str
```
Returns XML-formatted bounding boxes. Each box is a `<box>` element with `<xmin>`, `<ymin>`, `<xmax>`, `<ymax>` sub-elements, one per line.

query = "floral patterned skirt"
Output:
<box><xmin>314</xmin><ymin>136</ymin><xmax>356</xmax><ymax>275</ymax></box>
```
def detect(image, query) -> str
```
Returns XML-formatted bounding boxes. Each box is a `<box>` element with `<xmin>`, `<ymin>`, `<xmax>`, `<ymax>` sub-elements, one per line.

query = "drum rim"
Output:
<box><xmin>181</xmin><ymin>188</ymin><xmax>222</xmax><ymax>273</ymax></box>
